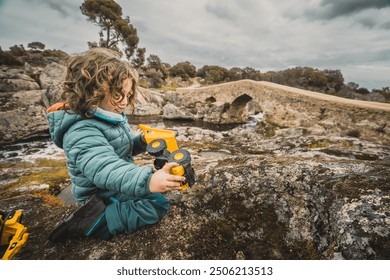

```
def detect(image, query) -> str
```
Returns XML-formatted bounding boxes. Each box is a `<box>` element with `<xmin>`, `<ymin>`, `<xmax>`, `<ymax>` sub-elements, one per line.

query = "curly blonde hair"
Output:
<box><xmin>63</xmin><ymin>47</ymin><xmax>138</xmax><ymax>118</ymax></box>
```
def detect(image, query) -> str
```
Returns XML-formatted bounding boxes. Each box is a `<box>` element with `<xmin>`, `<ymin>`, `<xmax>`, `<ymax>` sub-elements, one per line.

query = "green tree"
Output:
<box><xmin>131</xmin><ymin>47</ymin><xmax>145</xmax><ymax>68</ymax></box>
<box><xmin>347</xmin><ymin>82</ymin><xmax>359</xmax><ymax>90</ymax></box>
<box><xmin>196</xmin><ymin>65</ymin><xmax>229</xmax><ymax>83</ymax></box>
<box><xmin>301</xmin><ymin>67</ymin><xmax>327</xmax><ymax>88</ymax></box>
<box><xmin>373</xmin><ymin>87</ymin><xmax>390</xmax><ymax>101</ymax></box>
<box><xmin>147</xmin><ymin>54</ymin><xmax>168</xmax><ymax>79</ymax></box>
<box><xmin>147</xmin><ymin>54</ymin><xmax>162</xmax><ymax>70</ymax></box>
<box><xmin>170</xmin><ymin>61</ymin><xmax>196</xmax><ymax>81</ymax></box>
<box><xmin>80</xmin><ymin>0</ymin><xmax>139</xmax><ymax>59</ymax></box>
<box><xmin>196</xmin><ymin>65</ymin><xmax>211</xmax><ymax>79</ymax></box>
<box><xmin>356</xmin><ymin>87</ymin><xmax>370</xmax><ymax>94</ymax></box>
<box><xmin>242</xmin><ymin>67</ymin><xmax>261</xmax><ymax>80</ymax></box>
<box><xmin>146</xmin><ymin>68</ymin><xmax>164</xmax><ymax>88</ymax></box>
<box><xmin>323</xmin><ymin>69</ymin><xmax>344</xmax><ymax>91</ymax></box>
<box><xmin>227</xmin><ymin>67</ymin><xmax>244</xmax><ymax>81</ymax></box>
<box><xmin>27</xmin><ymin>41</ymin><xmax>45</xmax><ymax>51</ymax></box>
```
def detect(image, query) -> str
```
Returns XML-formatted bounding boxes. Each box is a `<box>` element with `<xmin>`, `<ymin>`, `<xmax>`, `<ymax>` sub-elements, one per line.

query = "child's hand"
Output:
<box><xmin>149</xmin><ymin>162</ymin><xmax>185</xmax><ymax>193</ymax></box>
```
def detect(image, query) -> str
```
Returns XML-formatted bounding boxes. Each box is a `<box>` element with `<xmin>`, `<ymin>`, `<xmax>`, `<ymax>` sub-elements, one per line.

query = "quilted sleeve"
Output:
<box><xmin>64</xmin><ymin>124</ymin><xmax>152</xmax><ymax>197</ymax></box>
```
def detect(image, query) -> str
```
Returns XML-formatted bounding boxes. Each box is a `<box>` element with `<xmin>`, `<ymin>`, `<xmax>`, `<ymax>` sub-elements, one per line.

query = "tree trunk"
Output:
<box><xmin>106</xmin><ymin>27</ymin><xmax>110</xmax><ymax>47</ymax></box>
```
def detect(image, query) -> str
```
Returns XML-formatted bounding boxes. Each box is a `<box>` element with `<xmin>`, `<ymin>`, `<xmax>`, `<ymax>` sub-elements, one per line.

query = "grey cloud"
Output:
<box><xmin>357</xmin><ymin>18</ymin><xmax>377</xmax><ymax>29</ymax></box>
<box><xmin>380</xmin><ymin>21</ymin><xmax>390</xmax><ymax>29</ymax></box>
<box><xmin>205</xmin><ymin>3</ymin><xmax>236</xmax><ymax>21</ymax></box>
<box><xmin>300</xmin><ymin>0</ymin><xmax>390</xmax><ymax>30</ymax></box>
<box><xmin>132</xmin><ymin>19</ymin><xmax>148</xmax><ymax>33</ymax></box>
<box><xmin>1</xmin><ymin>0</ymin><xmax>388</xmax><ymax>90</ymax></box>
<box><xmin>309</xmin><ymin>0</ymin><xmax>390</xmax><ymax>19</ymax></box>
<box><xmin>25</xmin><ymin>0</ymin><xmax>81</xmax><ymax>19</ymax></box>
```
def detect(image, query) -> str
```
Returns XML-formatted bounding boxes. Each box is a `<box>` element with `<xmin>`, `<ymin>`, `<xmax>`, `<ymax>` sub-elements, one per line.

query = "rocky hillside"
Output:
<box><xmin>167</xmin><ymin>80</ymin><xmax>390</xmax><ymax>145</ymax></box>
<box><xmin>0</xmin><ymin>62</ymin><xmax>164</xmax><ymax>145</ymax></box>
<box><xmin>0</xmin><ymin>61</ymin><xmax>389</xmax><ymax>260</ymax></box>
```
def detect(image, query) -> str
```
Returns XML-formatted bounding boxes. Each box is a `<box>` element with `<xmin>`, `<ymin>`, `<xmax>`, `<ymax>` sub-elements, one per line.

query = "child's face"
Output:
<box><xmin>99</xmin><ymin>78</ymin><xmax>133</xmax><ymax>114</ymax></box>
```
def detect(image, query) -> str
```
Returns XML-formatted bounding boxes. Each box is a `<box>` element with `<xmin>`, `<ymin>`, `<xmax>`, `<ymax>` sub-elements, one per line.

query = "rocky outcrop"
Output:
<box><xmin>163</xmin><ymin>103</ymin><xmax>195</xmax><ymax>120</ymax></box>
<box><xmin>39</xmin><ymin>62</ymin><xmax>67</xmax><ymax>105</ymax></box>
<box><xmin>0</xmin><ymin>63</ymin><xmax>166</xmax><ymax>144</ymax></box>
<box><xmin>2</xmin><ymin>63</ymin><xmax>390</xmax><ymax>146</ymax></box>
<box><xmin>169</xmin><ymin>123</ymin><xmax>390</xmax><ymax>260</ymax></box>
<box><xmin>0</xmin><ymin>77</ymin><xmax>40</xmax><ymax>92</ymax></box>
<box><xmin>0</xmin><ymin>63</ymin><xmax>55</xmax><ymax>145</ymax></box>
<box><xmin>1</xmin><ymin>54</ymin><xmax>389</xmax><ymax>260</ymax></box>
<box><xmin>0</xmin><ymin>119</ymin><xmax>389</xmax><ymax>260</ymax></box>
<box><xmin>165</xmin><ymin>80</ymin><xmax>390</xmax><ymax>145</ymax></box>
<box><xmin>0</xmin><ymin>67</ymin><xmax>40</xmax><ymax>92</ymax></box>
<box><xmin>130</xmin><ymin>87</ymin><xmax>165</xmax><ymax>116</ymax></box>
<box><xmin>0</xmin><ymin>90</ymin><xmax>49</xmax><ymax>145</ymax></box>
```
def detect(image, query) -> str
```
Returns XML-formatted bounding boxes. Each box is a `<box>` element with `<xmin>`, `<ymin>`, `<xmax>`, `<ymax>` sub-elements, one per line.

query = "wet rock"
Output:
<box><xmin>203</xmin><ymin>101</ymin><xmax>226</xmax><ymax>123</ymax></box>
<box><xmin>162</xmin><ymin>103</ymin><xmax>194</xmax><ymax>120</ymax></box>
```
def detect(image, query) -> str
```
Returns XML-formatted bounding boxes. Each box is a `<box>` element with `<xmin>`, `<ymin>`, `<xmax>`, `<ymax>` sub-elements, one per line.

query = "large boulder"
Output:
<box><xmin>39</xmin><ymin>62</ymin><xmax>67</xmax><ymax>105</ymax></box>
<box><xmin>0</xmin><ymin>67</ymin><xmax>40</xmax><ymax>92</ymax></box>
<box><xmin>0</xmin><ymin>90</ymin><xmax>49</xmax><ymax>145</ymax></box>
<box><xmin>162</xmin><ymin>103</ymin><xmax>194</xmax><ymax>120</ymax></box>
<box><xmin>0</xmin><ymin>64</ymin><xmax>64</xmax><ymax>145</ymax></box>
<box><xmin>0</xmin><ymin>64</ymin><xmax>59</xmax><ymax>145</ymax></box>
<box><xmin>130</xmin><ymin>87</ymin><xmax>164</xmax><ymax>116</ymax></box>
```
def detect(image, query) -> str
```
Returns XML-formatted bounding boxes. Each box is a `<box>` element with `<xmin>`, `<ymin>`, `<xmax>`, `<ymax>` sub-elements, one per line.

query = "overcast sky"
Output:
<box><xmin>1</xmin><ymin>0</ymin><xmax>389</xmax><ymax>90</ymax></box>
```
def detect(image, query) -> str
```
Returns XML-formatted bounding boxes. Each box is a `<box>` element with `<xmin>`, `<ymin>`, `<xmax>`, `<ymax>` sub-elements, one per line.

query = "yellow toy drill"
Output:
<box><xmin>139</xmin><ymin>124</ymin><xmax>196</xmax><ymax>191</ymax></box>
<box><xmin>0</xmin><ymin>210</ymin><xmax>29</xmax><ymax>260</ymax></box>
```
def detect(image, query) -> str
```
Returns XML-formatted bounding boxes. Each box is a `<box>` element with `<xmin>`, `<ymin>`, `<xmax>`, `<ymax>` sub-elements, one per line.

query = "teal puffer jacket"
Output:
<box><xmin>47</xmin><ymin>109</ymin><xmax>152</xmax><ymax>202</ymax></box>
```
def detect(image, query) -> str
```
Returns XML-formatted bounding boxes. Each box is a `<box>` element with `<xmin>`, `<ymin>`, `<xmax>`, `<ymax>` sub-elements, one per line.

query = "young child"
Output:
<box><xmin>47</xmin><ymin>48</ymin><xmax>184</xmax><ymax>242</ymax></box>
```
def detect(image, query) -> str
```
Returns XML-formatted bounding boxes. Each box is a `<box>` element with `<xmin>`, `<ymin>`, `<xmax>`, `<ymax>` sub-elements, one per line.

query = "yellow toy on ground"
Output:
<box><xmin>0</xmin><ymin>210</ymin><xmax>29</xmax><ymax>260</ymax></box>
<box><xmin>139</xmin><ymin>124</ymin><xmax>196</xmax><ymax>191</ymax></box>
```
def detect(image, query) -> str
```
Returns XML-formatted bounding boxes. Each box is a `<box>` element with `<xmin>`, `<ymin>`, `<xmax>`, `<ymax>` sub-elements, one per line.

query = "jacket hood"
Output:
<box><xmin>47</xmin><ymin>110</ymin><xmax>82</xmax><ymax>149</ymax></box>
<box><xmin>47</xmin><ymin>102</ymin><xmax>128</xmax><ymax>149</ymax></box>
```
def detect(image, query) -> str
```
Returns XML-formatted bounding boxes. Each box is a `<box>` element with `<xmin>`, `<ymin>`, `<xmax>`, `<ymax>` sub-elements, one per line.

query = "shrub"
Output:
<box><xmin>146</xmin><ymin>68</ymin><xmax>164</xmax><ymax>88</ymax></box>
<box><xmin>9</xmin><ymin>44</ymin><xmax>26</xmax><ymax>56</ymax></box>
<box><xmin>0</xmin><ymin>48</ymin><xmax>23</xmax><ymax>66</ymax></box>
<box><xmin>170</xmin><ymin>61</ymin><xmax>196</xmax><ymax>81</ymax></box>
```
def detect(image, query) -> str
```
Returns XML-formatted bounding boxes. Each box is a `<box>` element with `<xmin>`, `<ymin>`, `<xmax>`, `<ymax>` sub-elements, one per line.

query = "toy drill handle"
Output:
<box><xmin>169</xmin><ymin>149</ymin><xmax>196</xmax><ymax>191</ymax></box>
<box><xmin>171</xmin><ymin>165</ymin><xmax>188</xmax><ymax>191</ymax></box>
